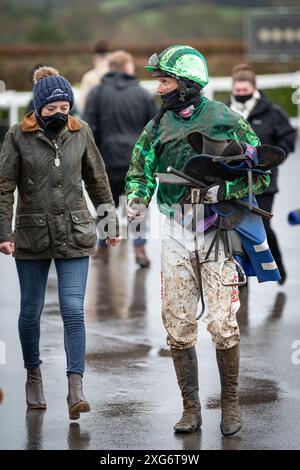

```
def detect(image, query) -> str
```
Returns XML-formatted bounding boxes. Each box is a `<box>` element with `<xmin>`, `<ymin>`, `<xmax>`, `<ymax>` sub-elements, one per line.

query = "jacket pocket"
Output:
<box><xmin>70</xmin><ymin>210</ymin><xmax>96</xmax><ymax>248</ymax></box>
<box><xmin>14</xmin><ymin>213</ymin><xmax>50</xmax><ymax>254</ymax></box>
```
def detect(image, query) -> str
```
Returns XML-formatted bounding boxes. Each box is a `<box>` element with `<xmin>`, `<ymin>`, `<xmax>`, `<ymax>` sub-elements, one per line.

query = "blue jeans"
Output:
<box><xmin>15</xmin><ymin>257</ymin><xmax>89</xmax><ymax>376</ymax></box>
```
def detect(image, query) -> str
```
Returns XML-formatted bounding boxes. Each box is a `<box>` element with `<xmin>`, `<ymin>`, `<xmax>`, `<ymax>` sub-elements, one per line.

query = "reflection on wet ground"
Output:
<box><xmin>267</xmin><ymin>292</ymin><xmax>287</xmax><ymax>322</ymax></box>
<box><xmin>68</xmin><ymin>423</ymin><xmax>91</xmax><ymax>450</ymax></box>
<box><xmin>25</xmin><ymin>409</ymin><xmax>46</xmax><ymax>451</ymax></box>
<box><xmin>86</xmin><ymin>345</ymin><xmax>152</xmax><ymax>366</ymax></box>
<box><xmin>206</xmin><ymin>376</ymin><xmax>280</xmax><ymax>408</ymax></box>
<box><xmin>1</xmin><ymin>146</ymin><xmax>300</xmax><ymax>450</ymax></box>
<box><xmin>174</xmin><ymin>430</ymin><xmax>202</xmax><ymax>451</ymax></box>
<box><xmin>237</xmin><ymin>288</ymin><xmax>287</xmax><ymax>334</ymax></box>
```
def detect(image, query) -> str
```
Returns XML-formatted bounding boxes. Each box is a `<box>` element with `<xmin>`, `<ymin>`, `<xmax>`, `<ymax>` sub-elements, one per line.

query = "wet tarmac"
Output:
<box><xmin>0</xmin><ymin>142</ymin><xmax>300</xmax><ymax>450</ymax></box>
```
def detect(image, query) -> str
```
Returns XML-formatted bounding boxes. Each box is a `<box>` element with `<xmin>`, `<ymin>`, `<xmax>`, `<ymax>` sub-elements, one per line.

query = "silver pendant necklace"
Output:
<box><xmin>53</xmin><ymin>141</ymin><xmax>61</xmax><ymax>167</ymax></box>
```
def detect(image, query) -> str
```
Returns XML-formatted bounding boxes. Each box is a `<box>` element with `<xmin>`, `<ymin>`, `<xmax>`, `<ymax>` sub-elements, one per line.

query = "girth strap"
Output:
<box><xmin>193</xmin><ymin>217</ymin><xmax>247</xmax><ymax>321</ymax></box>
<box><xmin>219</xmin><ymin>229</ymin><xmax>247</xmax><ymax>287</ymax></box>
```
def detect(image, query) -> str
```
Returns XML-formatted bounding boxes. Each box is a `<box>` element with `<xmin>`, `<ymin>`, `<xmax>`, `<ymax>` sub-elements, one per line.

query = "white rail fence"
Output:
<box><xmin>1</xmin><ymin>72</ymin><xmax>300</xmax><ymax>129</ymax></box>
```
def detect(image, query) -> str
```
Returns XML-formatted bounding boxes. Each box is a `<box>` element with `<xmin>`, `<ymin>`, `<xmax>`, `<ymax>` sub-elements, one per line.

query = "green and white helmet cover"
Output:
<box><xmin>145</xmin><ymin>45</ymin><xmax>209</xmax><ymax>88</ymax></box>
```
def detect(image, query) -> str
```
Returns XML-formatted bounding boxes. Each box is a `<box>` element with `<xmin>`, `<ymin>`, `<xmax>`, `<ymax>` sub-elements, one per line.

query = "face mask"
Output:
<box><xmin>161</xmin><ymin>82</ymin><xmax>201</xmax><ymax>114</ymax></box>
<box><xmin>161</xmin><ymin>89</ymin><xmax>182</xmax><ymax>110</ymax></box>
<box><xmin>38</xmin><ymin>112</ymin><xmax>68</xmax><ymax>139</ymax></box>
<box><xmin>233</xmin><ymin>93</ymin><xmax>253</xmax><ymax>104</ymax></box>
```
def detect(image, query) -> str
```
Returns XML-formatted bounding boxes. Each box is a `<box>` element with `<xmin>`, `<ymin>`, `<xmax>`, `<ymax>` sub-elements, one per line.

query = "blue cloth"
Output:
<box><xmin>15</xmin><ymin>257</ymin><xmax>89</xmax><ymax>376</ymax></box>
<box><xmin>234</xmin><ymin>196</ymin><xmax>281</xmax><ymax>283</ymax></box>
<box><xmin>218</xmin><ymin>159</ymin><xmax>266</xmax><ymax>175</ymax></box>
<box><xmin>288</xmin><ymin>209</ymin><xmax>300</xmax><ymax>226</ymax></box>
<box><xmin>33</xmin><ymin>74</ymin><xmax>74</xmax><ymax>115</ymax></box>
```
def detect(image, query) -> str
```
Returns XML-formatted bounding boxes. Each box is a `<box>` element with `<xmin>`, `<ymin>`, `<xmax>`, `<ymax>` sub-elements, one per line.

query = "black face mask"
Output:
<box><xmin>151</xmin><ymin>79</ymin><xmax>202</xmax><ymax>138</ymax></box>
<box><xmin>38</xmin><ymin>112</ymin><xmax>68</xmax><ymax>139</ymax></box>
<box><xmin>161</xmin><ymin>89</ymin><xmax>183</xmax><ymax>111</ymax></box>
<box><xmin>161</xmin><ymin>80</ymin><xmax>202</xmax><ymax>113</ymax></box>
<box><xmin>233</xmin><ymin>93</ymin><xmax>253</xmax><ymax>104</ymax></box>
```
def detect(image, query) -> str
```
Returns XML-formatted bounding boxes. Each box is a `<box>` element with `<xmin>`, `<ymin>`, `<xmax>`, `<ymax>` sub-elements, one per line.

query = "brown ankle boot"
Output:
<box><xmin>93</xmin><ymin>246</ymin><xmax>109</xmax><ymax>263</ymax></box>
<box><xmin>26</xmin><ymin>368</ymin><xmax>47</xmax><ymax>409</ymax></box>
<box><xmin>67</xmin><ymin>374</ymin><xmax>90</xmax><ymax>420</ymax></box>
<box><xmin>171</xmin><ymin>347</ymin><xmax>202</xmax><ymax>433</ymax></box>
<box><xmin>134</xmin><ymin>245</ymin><xmax>150</xmax><ymax>268</ymax></box>
<box><xmin>216</xmin><ymin>344</ymin><xmax>241</xmax><ymax>436</ymax></box>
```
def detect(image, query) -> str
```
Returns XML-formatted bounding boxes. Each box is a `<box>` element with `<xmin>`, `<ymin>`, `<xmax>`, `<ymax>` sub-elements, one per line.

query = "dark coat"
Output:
<box><xmin>246</xmin><ymin>92</ymin><xmax>296</xmax><ymax>194</ymax></box>
<box><xmin>82</xmin><ymin>71</ymin><xmax>157</xmax><ymax>173</ymax></box>
<box><xmin>0</xmin><ymin>112</ymin><xmax>118</xmax><ymax>259</ymax></box>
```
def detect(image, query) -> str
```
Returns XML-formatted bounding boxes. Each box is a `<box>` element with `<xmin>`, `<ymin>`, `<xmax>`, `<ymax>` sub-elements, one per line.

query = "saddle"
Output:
<box><xmin>186</xmin><ymin>132</ymin><xmax>284</xmax><ymax>183</ymax></box>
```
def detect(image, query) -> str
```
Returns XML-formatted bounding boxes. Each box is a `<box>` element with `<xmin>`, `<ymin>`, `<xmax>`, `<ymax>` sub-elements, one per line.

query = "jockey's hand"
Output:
<box><xmin>204</xmin><ymin>183</ymin><xmax>226</xmax><ymax>204</ymax></box>
<box><xmin>127</xmin><ymin>198</ymin><xmax>147</xmax><ymax>222</ymax></box>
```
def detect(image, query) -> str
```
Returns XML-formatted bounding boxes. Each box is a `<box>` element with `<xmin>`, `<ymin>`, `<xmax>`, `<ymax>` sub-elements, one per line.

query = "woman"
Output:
<box><xmin>230</xmin><ymin>63</ymin><xmax>296</xmax><ymax>284</ymax></box>
<box><xmin>0</xmin><ymin>66</ymin><xmax>120</xmax><ymax>419</ymax></box>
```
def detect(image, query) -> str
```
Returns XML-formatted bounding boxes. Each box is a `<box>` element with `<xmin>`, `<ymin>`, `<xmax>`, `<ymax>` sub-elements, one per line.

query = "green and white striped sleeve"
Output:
<box><xmin>125</xmin><ymin>128</ymin><xmax>158</xmax><ymax>206</ymax></box>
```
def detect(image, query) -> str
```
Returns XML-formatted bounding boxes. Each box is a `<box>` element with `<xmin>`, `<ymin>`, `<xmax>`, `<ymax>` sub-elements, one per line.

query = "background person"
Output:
<box><xmin>78</xmin><ymin>39</ymin><xmax>109</xmax><ymax>114</ymax></box>
<box><xmin>230</xmin><ymin>63</ymin><xmax>296</xmax><ymax>285</ymax></box>
<box><xmin>83</xmin><ymin>50</ymin><xmax>157</xmax><ymax>267</ymax></box>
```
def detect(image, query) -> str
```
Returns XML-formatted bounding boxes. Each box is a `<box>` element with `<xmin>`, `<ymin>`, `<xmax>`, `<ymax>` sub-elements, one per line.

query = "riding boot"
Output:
<box><xmin>216</xmin><ymin>344</ymin><xmax>241</xmax><ymax>436</ymax></box>
<box><xmin>171</xmin><ymin>347</ymin><xmax>202</xmax><ymax>433</ymax></box>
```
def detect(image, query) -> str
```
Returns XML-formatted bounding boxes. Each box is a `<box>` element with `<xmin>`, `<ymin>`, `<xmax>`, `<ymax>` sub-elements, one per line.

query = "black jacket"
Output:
<box><xmin>82</xmin><ymin>71</ymin><xmax>157</xmax><ymax>173</ymax></box>
<box><xmin>246</xmin><ymin>92</ymin><xmax>296</xmax><ymax>194</ymax></box>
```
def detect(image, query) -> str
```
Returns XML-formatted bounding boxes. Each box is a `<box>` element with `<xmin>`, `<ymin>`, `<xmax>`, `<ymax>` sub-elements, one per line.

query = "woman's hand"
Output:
<box><xmin>106</xmin><ymin>236</ymin><xmax>122</xmax><ymax>247</ymax></box>
<box><xmin>0</xmin><ymin>242</ymin><xmax>14</xmax><ymax>255</ymax></box>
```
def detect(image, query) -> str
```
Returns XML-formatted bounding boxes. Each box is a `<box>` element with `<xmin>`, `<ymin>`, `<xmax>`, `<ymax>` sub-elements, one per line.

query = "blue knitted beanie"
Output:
<box><xmin>33</xmin><ymin>66</ymin><xmax>74</xmax><ymax>116</ymax></box>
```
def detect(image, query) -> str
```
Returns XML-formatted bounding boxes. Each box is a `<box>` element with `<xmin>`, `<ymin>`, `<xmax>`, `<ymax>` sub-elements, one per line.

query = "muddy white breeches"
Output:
<box><xmin>161</xmin><ymin>218</ymin><xmax>240</xmax><ymax>350</ymax></box>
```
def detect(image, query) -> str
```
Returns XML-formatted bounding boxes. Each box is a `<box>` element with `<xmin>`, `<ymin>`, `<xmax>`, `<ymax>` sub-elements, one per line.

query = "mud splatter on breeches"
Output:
<box><xmin>161</xmin><ymin>219</ymin><xmax>240</xmax><ymax>350</ymax></box>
